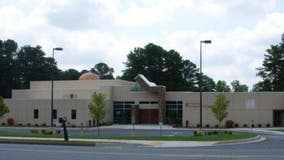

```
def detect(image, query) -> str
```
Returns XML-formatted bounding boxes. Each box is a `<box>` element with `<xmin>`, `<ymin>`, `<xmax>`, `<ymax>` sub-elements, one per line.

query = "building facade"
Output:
<box><xmin>2</xmin><ymin>73</ymin><xmax>284</xmax><ymax>127</ymax></box>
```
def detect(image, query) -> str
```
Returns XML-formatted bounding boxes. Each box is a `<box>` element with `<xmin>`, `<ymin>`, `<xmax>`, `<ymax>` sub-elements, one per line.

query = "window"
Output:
<box><xmin>33</xmin><ymin>109</ymin><xmax>38</xmax><ymax>119</ymax></box>
<box><xmin>113</xmin><ymin>101</ymin><xmax>134</xmax><ymax>124</ymax></box>
<box><xmin>52</xmin><ymin>109</ymin><xmax>57</xmax><ymax>119</ymax></box>
<box><xmin>70</xmin><ymin>94</ymin><xmax>77</xmax><ymax>99</ymax></box>
<box><xmin>150</xmin><ymin>101</ymin><xmax>158</xmax><ymax>104</ymax></box>
<box><xmin>165</xmin><ymin>101</ymin><xmax>183</xmax><ymax>126</ymax></box>
<box><xmin>71</xmin><ymin>109</ymin><xmax>76</xmax><ymax>119</ymax></box>
<box><xmin>139</xmin><ymin>101</ymin><xmax>150</xmax><ymax>104</ymax></box>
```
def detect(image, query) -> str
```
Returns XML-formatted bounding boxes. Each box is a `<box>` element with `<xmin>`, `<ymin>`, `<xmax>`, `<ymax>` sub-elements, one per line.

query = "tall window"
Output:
<box><xmin>165</xmin><ymin>101</ymin><xmax>183</xmax><ymax>126</ymax></box>
<box><xmin>113</xmin><ymin>101</ymin><xmax>134</xmax><ymax>124</ymax></box>
<box><xmin>33</xmin><ymin>109</ymin><xmax>39</xmax><ymax>119</ymax></box>
<box><xmin>71</xmin><ymin>109</ymin><xmax>76</xmax><ymax>119</ymax></box>
<box><xmin>52</xmin><ymin>109</ymin><xmax>57</xmax><ymax>119</ymax></box>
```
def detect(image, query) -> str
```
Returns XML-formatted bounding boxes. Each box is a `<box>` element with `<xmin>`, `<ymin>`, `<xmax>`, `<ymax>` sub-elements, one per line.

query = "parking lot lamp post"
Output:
<box><xmin>199</xmin><ymin>40</ymin><xmax>211</xmax><ymax>132</ymax></box>
<box><xmin>51</xmin><ymin>47</ymin><xmax>63</xmax><ymax>126</ymax></box>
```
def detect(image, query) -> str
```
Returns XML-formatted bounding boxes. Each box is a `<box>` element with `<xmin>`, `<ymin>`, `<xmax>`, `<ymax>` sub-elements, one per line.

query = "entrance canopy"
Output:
<box><xmin>134</xmin><ymin>74</ymin><xmax>166</xmax><ymax>123</ymax></box>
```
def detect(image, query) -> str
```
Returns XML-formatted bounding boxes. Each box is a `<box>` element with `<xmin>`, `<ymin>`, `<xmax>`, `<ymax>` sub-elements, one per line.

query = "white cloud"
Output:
<box><xmin>165</xmin><ymin>12</ymin><xmax>284</xmax><ymax>88</ymax></box>
<box><xmin>199</xmin><ymin>1</ymin><xmax>226</xmax><ymax>16</ymax></box>
<box><xmin>0</xmin><ymin>0</ymin><xmax>283</xmax><ymax>88</ymax></box>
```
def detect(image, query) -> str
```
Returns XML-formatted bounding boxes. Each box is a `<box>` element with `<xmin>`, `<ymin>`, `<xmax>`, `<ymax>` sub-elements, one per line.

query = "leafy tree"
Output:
<box><xmin>0</xmin><ymin>96</ymin><xmax>9</xmax><ymax>118</ymax></box>
<box><xmin>182</xmin><ymin>60</ymin><xmax>199</xmax><ymax>91</ymax></box>
<box><xmin>15</xmin><ymin>45</ymin><xmax>60</xmax><ymax>89</ymax></box>
<box><xmin>122</xmin><ymin>43</ymin><xmax>200</xmax><ymax>91</ymax></box>
<box><xmin>256</xmin><ymin>33</ymin><xmax>284</xmax><ymax>91</ymax></box>
<box><xmin>90</xmin><ymin>63</ymin><xmax>114</xmax><ymax>79</ymax></box>
<box><xmin>88</xmin><ymin>92</ymin><xmax>106</xmax><ymax>136</ymax></box>
<box><xmin>201</xmin><ymin>75</ymin><xmax>216</xmax><ymax>92</ymax></box>
<box><xmin>231</xmin><ymin>80</ymin><xmax>248</xmax><ymax>92</ymax></box>
<box><xmin>252</xmin><ymin>80</ymin><xmax>272</xmax><ymax>92</ymax></box>
<box><xmin>210</xmin><ymin>94</ymin><xmax>230</xmax><ymax>128</ymax></box>
<box><xmin>0</xmin><ymin>39</ymin><xmax>18</xmax><ymax>98</ymax></box>
<box><xmin>60</xmin><ymin>69</ymin><xmax>81</xmax><ymax>80</ymax></box>
<box><xmin>216</xmin><ymin>80</ymin><xmax>231</xmax><ymax>92</ymax></box>
<box><xmin>80</xmin><ymin>69</ymin><xmax>89</xmax><ymax>74</ymax></box>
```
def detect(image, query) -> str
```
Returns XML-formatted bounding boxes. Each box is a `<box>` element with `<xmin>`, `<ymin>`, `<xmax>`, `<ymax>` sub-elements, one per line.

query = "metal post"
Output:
<box><xmin>51</xmin><ymin>47</ymin><xmax>63</xmax><ymax>127</ymax></box>
<box><xmin>199</xmin><ymin>40</ymin><xmax>211</xmax><ymax>132</ymax></box>
<box><xmin>199</xmin><ymin>41</ymin><xmax>203</xmax><ymax>130</ymax></box>
<box><xmin>51</xmin><ymin>49</ymin><xmax>54</xmax><ymax>126</ymax></box>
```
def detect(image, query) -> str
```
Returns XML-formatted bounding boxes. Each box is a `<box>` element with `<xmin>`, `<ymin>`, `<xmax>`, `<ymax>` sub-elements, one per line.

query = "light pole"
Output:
<box><xmin>51</xmin><ymin>47</ymin><xmax>63</xmax><ymax>126</ymax></box>
<box><xmin>199</xmin><ymin>40</ymin><xmax>211</xmax><ymax>132</ymax></box>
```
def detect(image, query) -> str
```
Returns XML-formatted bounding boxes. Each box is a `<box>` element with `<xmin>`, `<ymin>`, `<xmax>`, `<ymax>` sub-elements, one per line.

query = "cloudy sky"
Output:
<box><xmin>1</xmin><ymin>0</ymin><xmax>284</xmax><ymax>88</ymax></box>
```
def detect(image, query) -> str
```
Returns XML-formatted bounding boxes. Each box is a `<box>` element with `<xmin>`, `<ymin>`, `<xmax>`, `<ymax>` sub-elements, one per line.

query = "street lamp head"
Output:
<box><xmin>201</xmin><ymin>40</ymin><xmax>212</xmax><ymax>44</ymax></box>
<box><xmin>53</xmin><ymin>47</ymin><xmax>63</xmax><ymax>51</ymax></box>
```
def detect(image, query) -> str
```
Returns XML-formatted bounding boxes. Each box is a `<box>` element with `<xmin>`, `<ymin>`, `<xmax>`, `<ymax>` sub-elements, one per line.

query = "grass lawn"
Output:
<box><xmin>0</xmin><ymin>132</ymin><xmax>256</xmax><ymax>141</ymax></box>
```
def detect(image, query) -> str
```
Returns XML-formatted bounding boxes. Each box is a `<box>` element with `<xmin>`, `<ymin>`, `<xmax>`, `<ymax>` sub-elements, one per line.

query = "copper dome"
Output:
<box><xmin>79</xmin><ymin>72</ymin><xmax>100</xmax><ymax>80</ymax></box>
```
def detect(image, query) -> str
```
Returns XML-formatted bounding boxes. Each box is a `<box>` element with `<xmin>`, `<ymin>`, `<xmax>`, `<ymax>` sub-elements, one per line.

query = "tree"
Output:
<box><xmin>88</xmin><ymin>92</ymin><xmax>106</xmax><ymax>136</ymax></box>
<box><xmin>60</xmin><ymin>69</ymin><xmax>81</xmax><ymax>80</ymax></box>
<box><xmin>210</xmin><ymin>94</ymin><xmax>230</xmax><ymax>128</ymax></box>
<box><xmin>122</xmin><ymin>43</ymin><xmax>200</xmax><ymax>91</ymax></box>
<box><xmin>0</xmin><ymin>39</ymin><xmax>18</xmax><ymax>98</ymax></box>
<box><xmin>90</xmin><ymin>63</ymin><xmax>114</xmax><ymax>79</ymax></box>
<box><xmin>201</xmin><ymin>75</ymin><xmax>216</xmax><ymax>92</ymax></box>
<box><xmin>216</xmin><ymin>80</ymin><xmax>231</xmax><ymax>92</ymax></box>
<box><xmin>0</xmin><ymin>96</ymin><xmax>9</xmax><ymax>118</ymax></box>
<box><xmin>15</xmin><ymin>45</ymin><xmax>60</xmax><ymax>89</ymax></box>
<box><xmin>252</xmin><ymin>80</ymin><xmax>272</xmax><ymax>92</ymax></box>
<box><xmin>256</xmin><ymin>33</ymin><xmax>284</xmax><ymax>91</ymax></box>
<box><xmin>182</xmin><ymin>60</ymin><xmax>199</xmax><ymax>91</ymax></box>
<box><xmin>231</xmin><ymin>80</ymin><xmax>248</xmax><ymax>92</ymax></box>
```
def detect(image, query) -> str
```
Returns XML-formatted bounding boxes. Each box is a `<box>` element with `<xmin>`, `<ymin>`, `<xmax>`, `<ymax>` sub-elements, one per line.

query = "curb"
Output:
<box><xmin>214</xmin><ymin>135</ymin><xmax>265</xmax><ymax>146</ymax></box>
<box><xmin>0</xmin><ymin>138</ymin><xmax>96</xmax><ymax>146</ymax></box>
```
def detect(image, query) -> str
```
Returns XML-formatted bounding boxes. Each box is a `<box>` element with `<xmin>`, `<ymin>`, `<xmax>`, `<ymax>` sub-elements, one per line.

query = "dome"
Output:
<box><xmin>79</xmin><ymin>72</ymin><xmax>100</xmax><ymax>80</ymax></box>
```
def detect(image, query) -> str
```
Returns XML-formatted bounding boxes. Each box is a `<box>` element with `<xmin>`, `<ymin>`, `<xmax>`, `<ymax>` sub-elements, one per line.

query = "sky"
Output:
<box><xmin>1</xmin><ymin>0</ymin><xmax>284</xmax><ymax>89</ymax></box>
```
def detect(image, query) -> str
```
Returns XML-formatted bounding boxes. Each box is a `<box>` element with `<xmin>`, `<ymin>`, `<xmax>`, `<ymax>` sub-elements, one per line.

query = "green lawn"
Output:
<box><xmin>0</xmin><ymin>132</ymin><xmax>255</xmax><ymax>141</ymax></box>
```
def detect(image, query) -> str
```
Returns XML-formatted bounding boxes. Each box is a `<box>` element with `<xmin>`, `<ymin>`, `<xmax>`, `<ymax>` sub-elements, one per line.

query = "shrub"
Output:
<box><xmin>31</xmin><ymin>129</ymin><xmax>38</xmax><ymax>134</ymax></box>
<box><xmin>205</xmin><ymin>124</ymin><xmax>210</xmax><ymax>128</ymax></box>
<box><xmin>234</xmin><ymin>123</ymin><xmax>239</xmax><ymax>128</ymax></box>
<box><xmin>18</xmin><ymin>123</ymin><xmax>22</xmax><ymax>126</ymax></box>
<box><xmin>215</xmin><ymin>124</ymin><xmax>219</xmax><ymax>128</ymax></box>
<box><xmin>223</xmin><ymin>130</ymin><xmax>232</xmax><ymax>135</ymax></box>
<box><xmin>35</xmin><ymin>123</ymin><xmax>38</xmax><ymax>126</ymax></box>
<box><xmin>27</xmin><ymin>123</ymin><xmax>31</xmax><ymax>126</ymax></box>
<box><xmin>71</xmin><ymin>124</ymin><xmax>76</xmax><ymax>128</ymax></box>
<box><xmin>243</xmin><ymin>124</ymin><xmax>247</xmax><ymax>127</ymax></box>
<box><xmin>2</xmin><ymin>122</ymin><xmax>5</xmax><ymax>126</ymax></box>
<box><xmin>266</xmin><ymin>123</ymin><xmax>271</xmax><ymax>127</ymax></box>
<box><xmin>197</xmin><ymin>124</ymin><xmax>200</xmax><ymax>128</ymax></box>
<box><xmin>225</xmin><ymin>120</ymin><xmax>234</xmax><ymax>128</ymax></box>
<box><xmin>41</xmin><ymin>123</ymin><xmax>46</xmax><ymax>127</ymax></box>
<box><xmin>252</xmin><ymin>124</ymin><xmax>255</xmax><ymax>128</ymax></box>
<box><xmin>193</xmin><ymin>130</ymin><xmax>203</xmax><ymax>136</ymax></box>
<box><xmin>7</xmin><ymin>118</ymin><xmax>14</xmax><ymax>126</ymax></box>
<box><xmin>258</xmin><ymin>124</ymin><xmax>262</xmax><ymax>128</ymax></box>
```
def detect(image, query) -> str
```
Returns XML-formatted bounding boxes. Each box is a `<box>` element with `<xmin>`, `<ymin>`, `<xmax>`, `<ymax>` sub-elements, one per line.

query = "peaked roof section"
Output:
<box><xmin>134</xmin><ymin>74</ymin><xmax>166</xmax><ymax>93</ymax></box>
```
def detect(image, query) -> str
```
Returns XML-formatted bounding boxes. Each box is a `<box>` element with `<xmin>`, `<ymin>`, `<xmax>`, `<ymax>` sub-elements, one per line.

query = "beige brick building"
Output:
<box><xmin>2</xmin><ymin>73</ymin><xmax>284</xmax><ymax>127</ymax></box>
